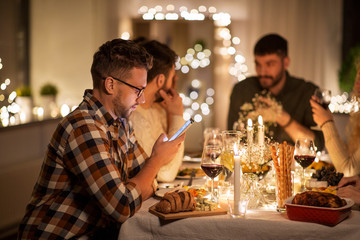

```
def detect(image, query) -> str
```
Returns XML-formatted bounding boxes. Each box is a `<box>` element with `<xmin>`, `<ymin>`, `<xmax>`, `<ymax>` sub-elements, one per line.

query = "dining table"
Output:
<box><xmin>118</xmin><ymin>161</ymin><xmax>360</xmax><ymax>240</ymax></box>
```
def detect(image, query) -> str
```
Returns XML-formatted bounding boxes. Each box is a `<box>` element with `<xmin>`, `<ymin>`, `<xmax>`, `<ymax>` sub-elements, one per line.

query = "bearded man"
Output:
<box><xmin>227</xmin><ymin>34</ymin><xmax>324</xmax><ymax>149</ymax></box>
<box><xmin>130</xmin><ymin>40</ymin><xmax>185</xmax><ymax>182</ymax></box>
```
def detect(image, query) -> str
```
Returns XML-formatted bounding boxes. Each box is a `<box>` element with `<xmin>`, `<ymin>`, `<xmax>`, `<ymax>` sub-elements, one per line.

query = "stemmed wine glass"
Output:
<box><xmin>294</xmin><ymin>138</ymin><xmax>316</xmax><ymax>192</ymax></box>
<box><xmin>201</xmin><ymin>145</ymin><xmax>223</xmax><ymax>203</ymax></box>
<box><xmin>203</xmin><ymin>128</ymin><xmax>222</xmax><ymax>147</ymax></box>
<box><xmin>313</xmin><ymin>88</ymin><xmax>332</xmax><ymax>109</ymax></box>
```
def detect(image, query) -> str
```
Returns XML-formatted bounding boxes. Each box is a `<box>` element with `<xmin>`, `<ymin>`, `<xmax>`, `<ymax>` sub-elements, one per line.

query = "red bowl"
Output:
<box><xmin>285</xmin><ymin>196</ymin><xmax>354</xmax><ymax>226</ymax></box>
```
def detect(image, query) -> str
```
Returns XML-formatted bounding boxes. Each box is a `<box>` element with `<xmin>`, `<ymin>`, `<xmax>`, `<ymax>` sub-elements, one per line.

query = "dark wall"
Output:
<box><xmin>342</xmin><ymin>0</ymin><xmax>360</xmax><ymax>61</ymax></box>
<box><xmin>0</xmin><ymin>0</ymin><xmax>29</xmax><ymax>90</ymax></box>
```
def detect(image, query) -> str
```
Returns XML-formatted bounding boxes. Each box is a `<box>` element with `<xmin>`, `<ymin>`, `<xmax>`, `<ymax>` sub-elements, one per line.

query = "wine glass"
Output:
<box><xmin>201</xmin><ymin>145</ymin><xmax>223</xmax><ymax>203</ymax></box>
<box><xmin>203</xmin><ymin>128</ymin><xmax>222</xmax><ymax>147</ymax></box>
<box><xmin>313</xmin><ymin>88</ymin><xmax>332</xmax><ymax>109</ymax></box>
<box><xmin>294</xmin><ymin>138</ymin><xmax>316</xmax><ymax>192</ymax></box>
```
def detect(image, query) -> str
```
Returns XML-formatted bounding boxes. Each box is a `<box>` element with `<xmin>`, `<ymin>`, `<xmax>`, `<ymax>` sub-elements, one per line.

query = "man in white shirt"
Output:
<box><xmin>130</xmin><ymin>40</ymin><xmax>184</xmax><ymax>182</ymax></box>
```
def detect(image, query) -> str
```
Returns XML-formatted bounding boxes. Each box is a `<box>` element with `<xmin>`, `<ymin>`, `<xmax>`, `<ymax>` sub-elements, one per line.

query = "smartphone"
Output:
<box><xmin>168</xmin><ymin>118</ymin><xmax>194</xmax><ymax>141</ymax></box>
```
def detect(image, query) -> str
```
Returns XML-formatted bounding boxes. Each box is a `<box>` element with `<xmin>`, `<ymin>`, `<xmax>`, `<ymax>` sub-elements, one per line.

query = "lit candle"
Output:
<box><xmin>233</xmin><ymin>143</ymin><xmax>241</xmax><ymax>216</ymax></box>
<box><xmin>258</xmin><ymin>115</ymin><xmax>264</xmax><ymax>146</ymax></box>
<box><xmin>247</xmin><ymin>119</ymin><xmax>253</xmax><ymax>147</ymax></box>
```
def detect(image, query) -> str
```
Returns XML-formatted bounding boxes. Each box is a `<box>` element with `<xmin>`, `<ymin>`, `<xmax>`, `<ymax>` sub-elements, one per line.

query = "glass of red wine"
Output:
<box><xmin>294</xmin><ymin>138</ymin><xmax>316</xmax><ymax>192</ymax></box>
<box><xmin>201</xmin><ymin>145</ymin><xmax>223</xmax><ymax>203</ymax></box>
<box><xmin>313</xmin><ymin>88</ymin><xmax>332</xmax><ymax>109</ymax></box>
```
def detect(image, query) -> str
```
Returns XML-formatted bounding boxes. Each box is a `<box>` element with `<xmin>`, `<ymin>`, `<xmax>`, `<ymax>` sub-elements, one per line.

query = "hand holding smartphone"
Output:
<box><xmin>168</xmin><ymin>118</ymin><xmax>194</xmax><ymax>141</ymax></box>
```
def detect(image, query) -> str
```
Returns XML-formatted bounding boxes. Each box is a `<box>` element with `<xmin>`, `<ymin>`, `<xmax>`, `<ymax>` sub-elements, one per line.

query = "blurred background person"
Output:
<box><xmin>310</xmin><ymin>62</ymin><xmax>360</xmax><ymax>176</ymax></box>
<box><xmin>228</xmin><ymin>34</ymin><xmax>324</xmax><ymax>149</ymax></box>
<box><xmin>130</xmin><ymin>39</ymin><xmax>185</xmax><ymax>182</ymax></box>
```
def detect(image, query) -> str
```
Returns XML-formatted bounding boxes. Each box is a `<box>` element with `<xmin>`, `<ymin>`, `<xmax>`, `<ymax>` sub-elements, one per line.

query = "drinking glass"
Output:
<box><xmin>203</xmin><ymin>127</ymin><xmax>222</xmax><ymax>147</ymax></box>
<box><xmin>201</xmin><ymin>145</ymin><xmax>223</xmax><ymax>203</ymax></box>
<box><xmin>294</xmin><ymin>138</ymin><xmax>316</xmax><ymax>192</ymax></box>
<box><xmin>221</xmin><ymin>130</ymin><xmax>242</xmax><ymax>178</ymax></box>
<box><xmin>313</xmin><ymin>88</ymin><xmax>332</xmax><ymax>109</ymax></box>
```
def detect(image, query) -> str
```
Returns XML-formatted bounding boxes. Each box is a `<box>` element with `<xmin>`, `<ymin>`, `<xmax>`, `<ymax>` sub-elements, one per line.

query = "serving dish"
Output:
<box><xmin>285</xmin><ymin>196</ymin><xmax>354</xmax><ymax>226</ymax></box>
<box><xmin>149</xmin><ymin>204</ymin><xmax>227</xmax><ymax>220</ymax></box>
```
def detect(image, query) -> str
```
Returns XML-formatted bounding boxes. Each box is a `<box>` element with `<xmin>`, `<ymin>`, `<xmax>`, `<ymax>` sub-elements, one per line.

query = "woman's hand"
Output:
<box><xmin>310</xmin><ymin>96</ymin><xmax>333</xmax><ymax>126</ymax></box>
<box><xmin>337</xmin><ymin>175</ymin><xmax>360</xmax><ymax>205</ymax></box>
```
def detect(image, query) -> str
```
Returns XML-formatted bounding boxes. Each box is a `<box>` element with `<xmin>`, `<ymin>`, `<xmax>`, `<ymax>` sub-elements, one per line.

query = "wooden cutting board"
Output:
<box><xmin>149</xmin><ymin>204</ymin><xmax>227</xmax><ymax>220</ymax></box>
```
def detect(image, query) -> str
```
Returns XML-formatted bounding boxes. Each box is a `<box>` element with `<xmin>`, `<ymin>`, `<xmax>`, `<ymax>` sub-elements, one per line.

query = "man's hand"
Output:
<box><xmin>257</xmin><ymin>96</ymin><xmax>284</xmax><ymax>124</ymax></box>
<box><xmin>159</xmin><ymin>89</ymin><xmax>183</xmax><ymax>116</ymax></box>
<box><xmin>129</xmin><ymin>133</ymin><xmax>185</xmax><ymax>200</ymax></box>
<box><xmin>150</xmin><ymin>133</ymin><xmax>185</xmax><ymax>169</ymax></box>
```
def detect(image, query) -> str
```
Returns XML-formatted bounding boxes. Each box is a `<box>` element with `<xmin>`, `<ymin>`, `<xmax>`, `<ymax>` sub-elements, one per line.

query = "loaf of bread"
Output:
<box><xmin>155</xmin><ymin>190</ymin><xmax>196</xmax><ymax>213</ymax></box>
<box><xmin>292</xmin><ymin>191</ymin><xmax>346</xmax><ymax>208</ymax></box>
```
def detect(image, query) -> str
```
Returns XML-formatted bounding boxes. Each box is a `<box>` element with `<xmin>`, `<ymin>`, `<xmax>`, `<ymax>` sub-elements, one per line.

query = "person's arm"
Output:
<box><xmin>337</xmin><ymin>175</ymin><xmax>360</xmax><ymax>205</ymax></box>
<box><xmin>310</xmin><ymin>98</ymin><xmax>360</xmax><ymax>176</ymax></box>
<box><xmin>130</xmin><ymin>133</ymin><xmax>185</xmax><ymax>199</ymax></box>
<box><xmin>276</xmin><ymin>110</ymin><xmax>315</xmax><ymax>141</ymax></box>
<box><xmin>157</xmin><ymin>89</ymin><xmax>185</xmax><ymax>182</ymax></box>
<box><xmin>157</xmin><ymin>114</ymin><xmax>185</xmax><ymax>182</ymax></box>
<box><xmin>66</xmin><ymin>123</ymin><xmax>184</xmax><ymax>223</ymax></box>
<box><xmin>259</xmin><ymin>96</ymin><xmax>315</xmax><ymax>141</ymax></box>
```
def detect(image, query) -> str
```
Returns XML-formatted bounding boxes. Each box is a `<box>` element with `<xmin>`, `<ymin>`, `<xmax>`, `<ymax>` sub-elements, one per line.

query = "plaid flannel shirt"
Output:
<box><xmin>18</xmin><ymin>90</ymin><xmax>148</xmax><ymax>239</ymax></box>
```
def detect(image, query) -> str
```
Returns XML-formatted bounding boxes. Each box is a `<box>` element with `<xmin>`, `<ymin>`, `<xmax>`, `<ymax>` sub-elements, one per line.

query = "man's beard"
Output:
<box><xmin>259</xmin><ymin>66</ymin><xmax>285</xmax><ymax>90</ymax></box>
<box><xmin>112</xmin><ymin>93</ymin><xmax>134</xmax><ymax>119</ymax></box>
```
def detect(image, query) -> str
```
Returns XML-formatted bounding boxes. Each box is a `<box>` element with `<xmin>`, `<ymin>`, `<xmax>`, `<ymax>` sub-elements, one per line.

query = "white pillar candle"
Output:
<box><xmin>233</xmin><ymin>144</ymin><xmax>241</xmax><ymax>215</ymax></box>
<box><xmin>247</xmin><ymin>118</ymin><xmax>253</xmax><ymax>147</ymax></box>
<box><xmin>258</xmin><ymin>115</ymin><xmax>264</xmax><ymax>146</ymax></box>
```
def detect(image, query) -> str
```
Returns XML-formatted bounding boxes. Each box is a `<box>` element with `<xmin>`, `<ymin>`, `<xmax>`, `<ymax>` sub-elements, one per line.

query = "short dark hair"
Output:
<box><xmin>137</xmin><ymin>40</ymin><xmax>177</xmax><ymax>83</ymax></box>
<box><xmin>254</xmin><ymin>34</ymin><xmax>288</xmax><ymax>57</ymax></box>
<box><xmin>91</xmin><ymin>39</ymin><xmax>153</xmax><ymax>88</ymax></box>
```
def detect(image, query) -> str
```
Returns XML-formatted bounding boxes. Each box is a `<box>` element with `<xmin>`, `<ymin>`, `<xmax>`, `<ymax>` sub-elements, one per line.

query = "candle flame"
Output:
<box><xmin>247</xmin><ymin>118</ymin><xmax>252</xmax><ymax>127</ymax></box>
<box><xmin>233</xmin><ymin>142</ymin><xmax>239</xmax><ymax>155</ymax></box>
<box><xmin>258</xmin><ymin>115</ymin><xmax>263</xmax><ymax>126</ymax></box>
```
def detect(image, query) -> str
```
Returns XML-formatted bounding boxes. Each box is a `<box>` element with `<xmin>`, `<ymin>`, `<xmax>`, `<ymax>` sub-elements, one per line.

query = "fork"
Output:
<box><xmin>187</xmin><ymin>170</ymin><xmax>196</xmax><ymax>186</ymax></box>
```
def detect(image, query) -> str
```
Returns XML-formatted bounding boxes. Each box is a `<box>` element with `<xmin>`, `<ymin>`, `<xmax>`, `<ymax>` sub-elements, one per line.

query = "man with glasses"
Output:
<box><xmin>18</xmin><ymin>39</ymin><xmax>185</xmax><ymax>239</ymax></box>
<box><xmin>130</xmin><ymin>40</ymin><xmax>185</xmax><ymax>183</ymax></box>
<box><xmin>227</xmin><ymin>34</ymin><xmax>324</xmax><ymax>149</ymax></box>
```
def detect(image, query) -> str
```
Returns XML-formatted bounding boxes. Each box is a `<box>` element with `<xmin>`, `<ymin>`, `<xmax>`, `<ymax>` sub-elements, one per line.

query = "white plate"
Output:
<box><xmin>155</xmin><ymin>188</ymin><xmax>173</xmax><ymax>198</ymax></box>
<box><xmin>175</xmin><ymin>175</ymin><xmax>205</xmax><ymax>180</ymax></box>
<box><xmin>183</xmin><ymin>156</ymin><xmax>202</xmax><ymax>162</ymax></box>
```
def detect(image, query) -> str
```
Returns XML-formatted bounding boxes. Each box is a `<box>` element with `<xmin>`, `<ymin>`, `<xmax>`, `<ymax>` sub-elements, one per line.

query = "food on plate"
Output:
<box><xmin>311</xmin><ymin>186</ymin><xmax>337</xmax><ymax>195</ymax></box>
<box><xmin>187</xmin><ymin>188</ymin><xmax>206</xmax><ymax>198</ymax></box>
<box><xmin>309</xmin><ymin>160</ymin><xmax>331</xmax><ymax>170</ymax></box>
<box><xmin>155</xmin><ymin>190</ymin><xmax>196</xmax><ymax>214</ymax></box>
<box><xmin>177</xmin><ymin>168</ymin><xmax>206</xmax><ymax>177</ymax></box>
<box><xmin>292</xmin><ymin>191</ymin><xmax>346</xmax><ymax>208</ymax></box>
<box><xmin>311</xmin><ymin>165</ymin><xmax>344</xmax><ymax>186</ymax></box>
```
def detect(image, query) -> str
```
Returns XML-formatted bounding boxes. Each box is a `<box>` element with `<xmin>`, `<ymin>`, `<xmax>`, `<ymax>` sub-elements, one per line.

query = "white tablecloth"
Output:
<box><xmin>119</xmin><ymin>196</ymin><xmax>360</xmax><ymax>240</ymax></box>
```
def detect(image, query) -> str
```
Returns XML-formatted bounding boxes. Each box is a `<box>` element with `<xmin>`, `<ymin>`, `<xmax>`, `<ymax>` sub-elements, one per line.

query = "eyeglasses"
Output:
<box><xmin>107</xmin><ymin>76</ymin><xmax>145</xmax><ymax>98</ymax></box>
